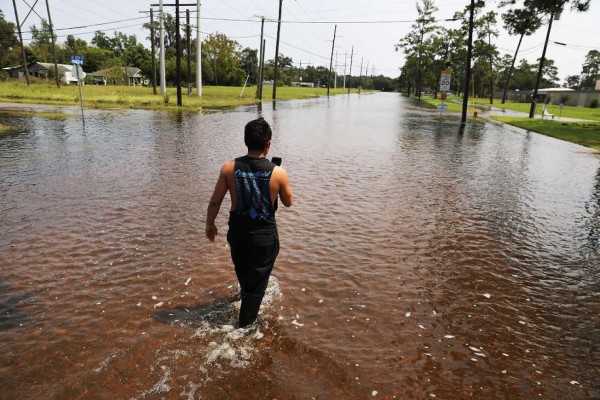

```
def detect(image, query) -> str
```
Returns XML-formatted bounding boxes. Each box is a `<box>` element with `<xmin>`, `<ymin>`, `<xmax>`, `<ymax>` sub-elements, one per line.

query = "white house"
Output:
<box><xmin>10</xmin><ymin>62</ymin><xmax>86</xmax><ymax>85</ymax></box>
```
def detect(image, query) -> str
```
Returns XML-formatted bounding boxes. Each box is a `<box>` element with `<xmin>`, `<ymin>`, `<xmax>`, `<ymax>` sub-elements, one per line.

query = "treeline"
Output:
<box><xmin>396</xmin><ymin>0</ymin><xmax>597</xmax><ymax>101</ymax></box>
<box><xmin>0</xmin><ymin>10</ymin><xmax>397</xmax><ymax>90</ymax></box>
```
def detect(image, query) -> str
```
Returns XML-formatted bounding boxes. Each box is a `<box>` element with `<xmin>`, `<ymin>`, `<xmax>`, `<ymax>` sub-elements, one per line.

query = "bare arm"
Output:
<box><xmin>275</xmin><ymin>166</ymin><xmax>294</xmax><ymax>207</ymax></box>
<box><xmin>205</xmin><ymin>163</ymin><xmax>231</xmax><ymax>241</ymax></box>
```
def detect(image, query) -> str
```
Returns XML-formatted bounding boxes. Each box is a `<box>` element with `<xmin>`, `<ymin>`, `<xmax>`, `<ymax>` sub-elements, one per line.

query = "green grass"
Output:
<box><xmin>0</xmin><ymin>81</ymin><xmax>354</xmax><ymax>110</ymax></box>
<box><xmin>418</xmin><ymin>95</ymin><xmax>482</xmax><ymax>113</ymax></box>
<box><xmin>492</xmin><ymin>116</ymin><xmax>600</xmax><ymax>150</ymax></box>
<box><xmin>467</xmin><ymin>97</ymin><xmax>600</xmax><ymax>121</ymax></box>
<box><xmin>0</xmin><ymin>109</ymin><xmax>70</xmax><ymax>119</ymax></box>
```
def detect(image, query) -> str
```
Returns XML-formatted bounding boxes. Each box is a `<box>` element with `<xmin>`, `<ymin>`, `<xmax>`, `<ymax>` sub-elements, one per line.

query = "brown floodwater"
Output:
<box><xmin>1</xmin><ymin>94</ymin><xmax>599</xmax><ymax>399</ymax></box>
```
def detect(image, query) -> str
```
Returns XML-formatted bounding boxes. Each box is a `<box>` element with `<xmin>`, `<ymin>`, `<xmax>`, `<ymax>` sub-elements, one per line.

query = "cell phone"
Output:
<box><xmin>271</xmin><ymin>157</ymin><xmax>282</xmax><ymax>166</ymax></box>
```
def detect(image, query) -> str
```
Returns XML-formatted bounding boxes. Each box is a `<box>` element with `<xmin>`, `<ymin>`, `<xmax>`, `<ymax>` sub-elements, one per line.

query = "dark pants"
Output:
<box><xmin>227</xmin><ymin>229</ymin><xmax>279</xmax><ymax>327</ymax></box>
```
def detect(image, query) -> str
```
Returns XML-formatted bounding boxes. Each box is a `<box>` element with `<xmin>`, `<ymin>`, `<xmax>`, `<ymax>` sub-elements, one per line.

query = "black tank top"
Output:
<box><xmin>231</xmin><ymin>156</ymin><xmax>276</xmax><ymax>224</ymax></box>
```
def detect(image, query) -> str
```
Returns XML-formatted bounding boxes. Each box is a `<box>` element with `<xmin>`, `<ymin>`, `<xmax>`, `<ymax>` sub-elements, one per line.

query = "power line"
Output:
<box><xmin>550</xmin><ymin>41</ymin><xmax>600</xmax><ymax>51</ymax></box>
<box><xmin>265</xmin><ymin>33</ymin><xmax>329</xmax><ymax>61</ymax></box>
<box><xmin>18</xmin><ymin>23</ymin><xmax>146</xmax><ymax>42</ymax></box>
<box><xmin>14</xmin><ymin>16</ymin><xmax>148</xmax><ymax>35</ymax></box>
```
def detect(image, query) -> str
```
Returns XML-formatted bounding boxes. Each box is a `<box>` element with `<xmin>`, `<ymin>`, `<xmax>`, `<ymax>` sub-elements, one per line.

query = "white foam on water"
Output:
<box><xmin>130</xmin><ymin>365</ymin><xmax>172</xmax><ymax>400</ymax></box>
<box><xmin>190</xmin><ymin>277</ymin><xmax>283</xmax><ymax>370</ymax></box>
<box><xmin>131</xmin><ymin>277</ymin><xmax>284</xmax><ymax>399</ymax></box>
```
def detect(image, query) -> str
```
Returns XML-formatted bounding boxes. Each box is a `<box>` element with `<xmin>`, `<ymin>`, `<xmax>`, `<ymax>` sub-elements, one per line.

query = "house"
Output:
<box><xmin>10</xmin><ymin>62</ymin><xmax>86</xmax><ymax>85</ymax></box>
<box><xmin>292</xmin><ymin>81</ymin><xmax>315</xmax><ymax>88</ymax></box>
<box><xmin>87</xmin><ymin>67</ymin><xmax>144</xmax><ymax>86</ymax></box>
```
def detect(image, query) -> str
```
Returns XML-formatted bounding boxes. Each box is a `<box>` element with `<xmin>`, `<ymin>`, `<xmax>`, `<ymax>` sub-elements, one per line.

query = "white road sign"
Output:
<box><xmin>440</xmin><ymin>72</ymin><xmax>451</xmax><ymax>92</ymax></box>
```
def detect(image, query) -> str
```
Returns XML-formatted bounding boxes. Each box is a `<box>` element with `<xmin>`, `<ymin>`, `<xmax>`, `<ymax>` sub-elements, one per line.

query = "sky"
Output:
<box><xmin>4</xmin><ymin>0</ymin><xmax>600</xmax><ymax>83</ymax></box>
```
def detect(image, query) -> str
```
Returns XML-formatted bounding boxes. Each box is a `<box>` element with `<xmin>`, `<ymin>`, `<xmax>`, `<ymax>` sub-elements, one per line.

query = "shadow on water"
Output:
<box><xmin>152</xmin><ymin>296</ymin><xmax>239</xmax><ymax>328</ymax></box>
<box><xmin>0</xmin><ymin>281</ymin><xmax>35</xmax><ymax>330</ymax></box>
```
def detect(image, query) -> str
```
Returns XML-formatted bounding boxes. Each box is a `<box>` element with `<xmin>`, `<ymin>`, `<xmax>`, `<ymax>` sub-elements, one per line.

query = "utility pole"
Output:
<box><xmin>260</xmin><ymin>39</ymin><xmax>266</xmax><ymax>99</ymax></box>
<box><xmin>159</xmin><ymin>0</ymin><xmax>166</xmax><ymax>95</ymax></box>
<box><xmin>461</xmin><ymin>0</ymin><xmax>475</xmax><ymax>124</ymax></box>
<box><xmin>365</xmin><ymin>60</ymin><xmax>369</xmax><ymax>90</ymax></box>
<box><xmin>150</xmin><ymin>9</ymin><xmax>157</xmax><ymax>94</ymax></box>
<box><xmin>12</xmin><ymin>0</ymin><xmax>30</xmax><ymax>86</ymax></box>
<box><xmin>273</xmin><ymin>0</ymin><xmax>283</xmax><ymax>100</ymax></box>
<box><xmin>343</xmin><ymin>51</ymin><xmax>347</xmax><ymax>89</ymax></box>
<box><xmin>358</xmin><ymin>57</ymin><xmax>363</xmax><ymax>92</ymax></box>
<box><xmin>334</xmin><ymin>51</ymin><xmax>338</xmax><ymax>89</ymax></box>
<box><xmin>152</xmin><ymin>2</ymin><xmax>197</xmax><ymax>101</ymax></box>
<box><xmin>45</xmin><ymin>0</ymin><xmax>60</xmax><ymax>88</ymax></box>
<box><xmin>488</xmin><ymin>21</ymin><xmax>493</xmax><ymax>104</ymax></box>
<box><xmin>175</xmin><ymin>0</ymin><xmax>182</xmax><ymax>106</ymax></box>
<box><xmin>196</xmin><ymin>0</ymin><xmax>202</xmax><ymax>96</ymax></box>
<box><xmin>327</xmin><ymin>24</ymin><xmax>337</xmax><ymax>97</ymax></box>
<box><xmin>529</xmin><ymin>11</ymin><xmax>555</xmax><ymax>118</ymax></box>
<box><xmin>186</xmin><ymin>9</ymin><xmax>192</xmax><ymax>96</ymax></box>
<box><xmin>347</xmin><ymin>46</ymin><xmax>353</xmax><ymax>95</ymax></box>
<box><xmin>256</xmin><ymin>16</ymin><xmax>265</xmax><ymax>99</ymax></box>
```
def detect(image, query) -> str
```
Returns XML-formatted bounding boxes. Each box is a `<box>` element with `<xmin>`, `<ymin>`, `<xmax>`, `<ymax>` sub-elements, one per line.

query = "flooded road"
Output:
<box><xmin>1</xmin><ymin>93</ymin><xmax>599</xmax><ymax>399</ymax></box>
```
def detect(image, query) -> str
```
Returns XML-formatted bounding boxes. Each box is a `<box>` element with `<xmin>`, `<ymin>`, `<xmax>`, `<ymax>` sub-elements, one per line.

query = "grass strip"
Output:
<box><xmin>492</xmin><ymin>116</ymin><xmax>600</xmax><ymax>150</ymax></box>
<box><xmin>467</xmin><ymin>97</ymin><xmax>600</xmax><ymax>122</ymax></box>
<box><xmin>0</xmin><ymin>82</ymin><xmax>353</xmax><ymax>111</ymax></box>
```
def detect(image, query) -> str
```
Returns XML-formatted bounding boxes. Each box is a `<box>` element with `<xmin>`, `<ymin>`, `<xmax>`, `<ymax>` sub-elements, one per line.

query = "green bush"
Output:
<box><xmin>590</xmin><ymin>99</ymin><xmax>598</xmax><ymax>109</ymax></box>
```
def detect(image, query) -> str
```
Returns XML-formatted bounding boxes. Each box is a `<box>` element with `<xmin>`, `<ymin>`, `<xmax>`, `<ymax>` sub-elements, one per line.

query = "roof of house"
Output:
<box><xmin>537</xmin><ymin>88</ymin><xmax>574</xmax><ymax>92</ymax></box>
<box><xmin>89</xmin><ymin>67</ymin><xmax>142</xmax><ymax>78</ymax></box>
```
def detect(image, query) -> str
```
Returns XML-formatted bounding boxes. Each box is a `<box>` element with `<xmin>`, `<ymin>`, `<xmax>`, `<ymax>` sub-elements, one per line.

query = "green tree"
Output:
<box><xmin>565</xmin><ymin>74</ymin><xmax>580</xmax><ymax>89</ymax></box>
<box><xmin>91</xmin><ymin>31</ymin><xmax>114</xmax><ymax>52</ymax></box>
<box><xmin>202</xmin><ymin>33</ymin><xmax>244</xmax><ymax>86</ymax></box>
<box><xmin>264</xmin><ymin>54</ymin><xmax>294</xmax><ymax>85</ymax></box>
<box><xmin>80</xmin><ymin>46</ymin><xmax>115</xmax><ymax>73</ymax></box>
<box><xmin>539</xmin><ymin>58</ymin><xmax>559</xmax><ymax>87</ymax></box>
<box><xmin>511</xmin><ymin>58</ymin><xmax>537</xmax><ymax>90</ymax></box>
<box><xmin>28</xmin><ymin>19</ymin><xmax>58</xmax><ymax>62</ymax></box>
<box><xmin>395</xmin><ymin>0</ymin><xmax>439</xmax><ymax>100</ymax></box>
<box><xmin>580</xmin><ymin>50</ymin><xmax>600</xmax><ymax>89</ymax></box>
<box><xmin>143</xmin><ymin>12</ymin><xmax>177</xmax><ymax>59</ymax></box>
<box><xmin>0</xmin><ymin>9</ymin><xmax>19</xmax><ymax>69</ymax></box>
<box><xmin>239</xmin><ymin>47</ymin><xmax>258</xmax><ymax>84</ymax></box>
<box><xmin>431</xmin><ymin>27</ymin><xmax>464</xmax><ymax>98</ymax></box>
<box><xmin>500</xmin><ymin>7</ymin><xmax>542</xmax><ymax>102</ymax></box>
<box><xmin>455</xmin><ymin>3</ymin><xmax>500</xmax><ymax>102</ymax></box>
<box><xmin>398</xmin><ymin>56</ymin><xmax>419</xmax><ymax>96</ymax></box>
<box><xmin>123</xmin><ymin>44</ymin><xmax>151</xmax><ymax>76</ymax></box>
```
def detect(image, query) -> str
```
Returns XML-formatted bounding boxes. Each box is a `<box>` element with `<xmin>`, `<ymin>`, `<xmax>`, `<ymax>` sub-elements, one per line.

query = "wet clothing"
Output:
<box><xmin>227</xmin><ymin>156</ymin><xmax>279</xmax><ymax>327</ymax></box>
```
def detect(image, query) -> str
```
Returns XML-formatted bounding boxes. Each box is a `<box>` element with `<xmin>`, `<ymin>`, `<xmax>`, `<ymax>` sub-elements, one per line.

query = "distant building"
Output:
<box><xmin>508</xmin><ymin>87</ymin><xmax>600</xmax><ymax>108</ymax></box>
<box><xmin>10</xmin><ymin>62</ymin><xmax>86</xmax><ymax>85</ymax></box>
<box><xmin>87</xmin><ymin>67</ymin><xmax>144</xmax><ymax>86</ymax></box>
<box><xmin>292</xmin><ymin>81</ymin><xmax>315</xmax><ymax>88</ymax></box>
<box><xmin>596</xmin><ymin>80</ymin><xmax>600</xmax><ymax>91</ymax></box>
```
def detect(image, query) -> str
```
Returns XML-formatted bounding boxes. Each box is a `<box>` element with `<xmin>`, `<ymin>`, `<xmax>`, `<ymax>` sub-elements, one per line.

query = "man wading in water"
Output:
<box><xmin>205</xmin><ymin>117</ymin><xmax>294</xmax><ymax>328</ymax></box>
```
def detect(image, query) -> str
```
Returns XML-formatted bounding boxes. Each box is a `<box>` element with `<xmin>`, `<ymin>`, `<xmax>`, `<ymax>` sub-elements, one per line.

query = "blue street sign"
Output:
<box><xmin>437</xmin><ymin>104</ymin><xmax>448</xmax><ymax>111</ymax></box>
<box><xmin>71</xmin><ymin>55</ymin><xmax>84</xmax><ymax>65</ymax></box>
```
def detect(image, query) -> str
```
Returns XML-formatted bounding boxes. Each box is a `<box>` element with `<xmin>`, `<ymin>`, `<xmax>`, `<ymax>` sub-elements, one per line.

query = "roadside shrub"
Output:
<box><xmin>590</xmin><ymin>99</ymin><xmax>598</xmax><ymax>109</ymax></box>
<box><xmin>163</xmin><ymin>94</ymin><xmax>170</xmax><ymax>104</ymax></box>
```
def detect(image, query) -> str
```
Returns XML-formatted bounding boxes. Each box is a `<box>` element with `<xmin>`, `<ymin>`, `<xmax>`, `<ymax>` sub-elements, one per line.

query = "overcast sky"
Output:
<box><xmin>5</xmin><ymin>0</ymin><xmax>600</xmax><ymax>83</ymax></box>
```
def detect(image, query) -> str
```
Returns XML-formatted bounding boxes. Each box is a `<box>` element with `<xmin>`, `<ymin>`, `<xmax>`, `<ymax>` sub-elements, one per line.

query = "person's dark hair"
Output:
<box><xmin>244</xmin><ymin>117</ymin><xmax>272</xmax><ymax>151</ymax></box>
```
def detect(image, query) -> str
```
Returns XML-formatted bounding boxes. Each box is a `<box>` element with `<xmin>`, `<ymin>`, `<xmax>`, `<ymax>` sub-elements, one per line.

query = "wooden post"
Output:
<box><xmin>273</xmin><ymin>0</ymin><xmax>283</xmax><ymax>100</ymax></box>
<box><xmin>12</xmin><ymin>0</ymin><xmax>30</xmax><ymax>86</ymax></box>
<box><xmin>150</xmin><ymin>9</ymin><xmax>157</xmax><ymax>95</ymax></box>
<box><xmin>45</xmin><ymin>0</ymin><xmax>60</xmax><ymax>88</ymax></box>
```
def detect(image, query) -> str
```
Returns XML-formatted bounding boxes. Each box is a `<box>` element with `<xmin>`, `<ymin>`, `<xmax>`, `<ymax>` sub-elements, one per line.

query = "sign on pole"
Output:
<box><xmin>71</xmin><ymin>55</ymin><xmax>85</xmax><ymax>125</ymax></box>
<box><xmin>71</xmin><ymin>55</ymin><xmax>84</xmax><ymax>65</ymax></box>
<box><xmin>440</xmin><ymin>71</ymin><xmax>451</xmax><ymax>92</ymax></box>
